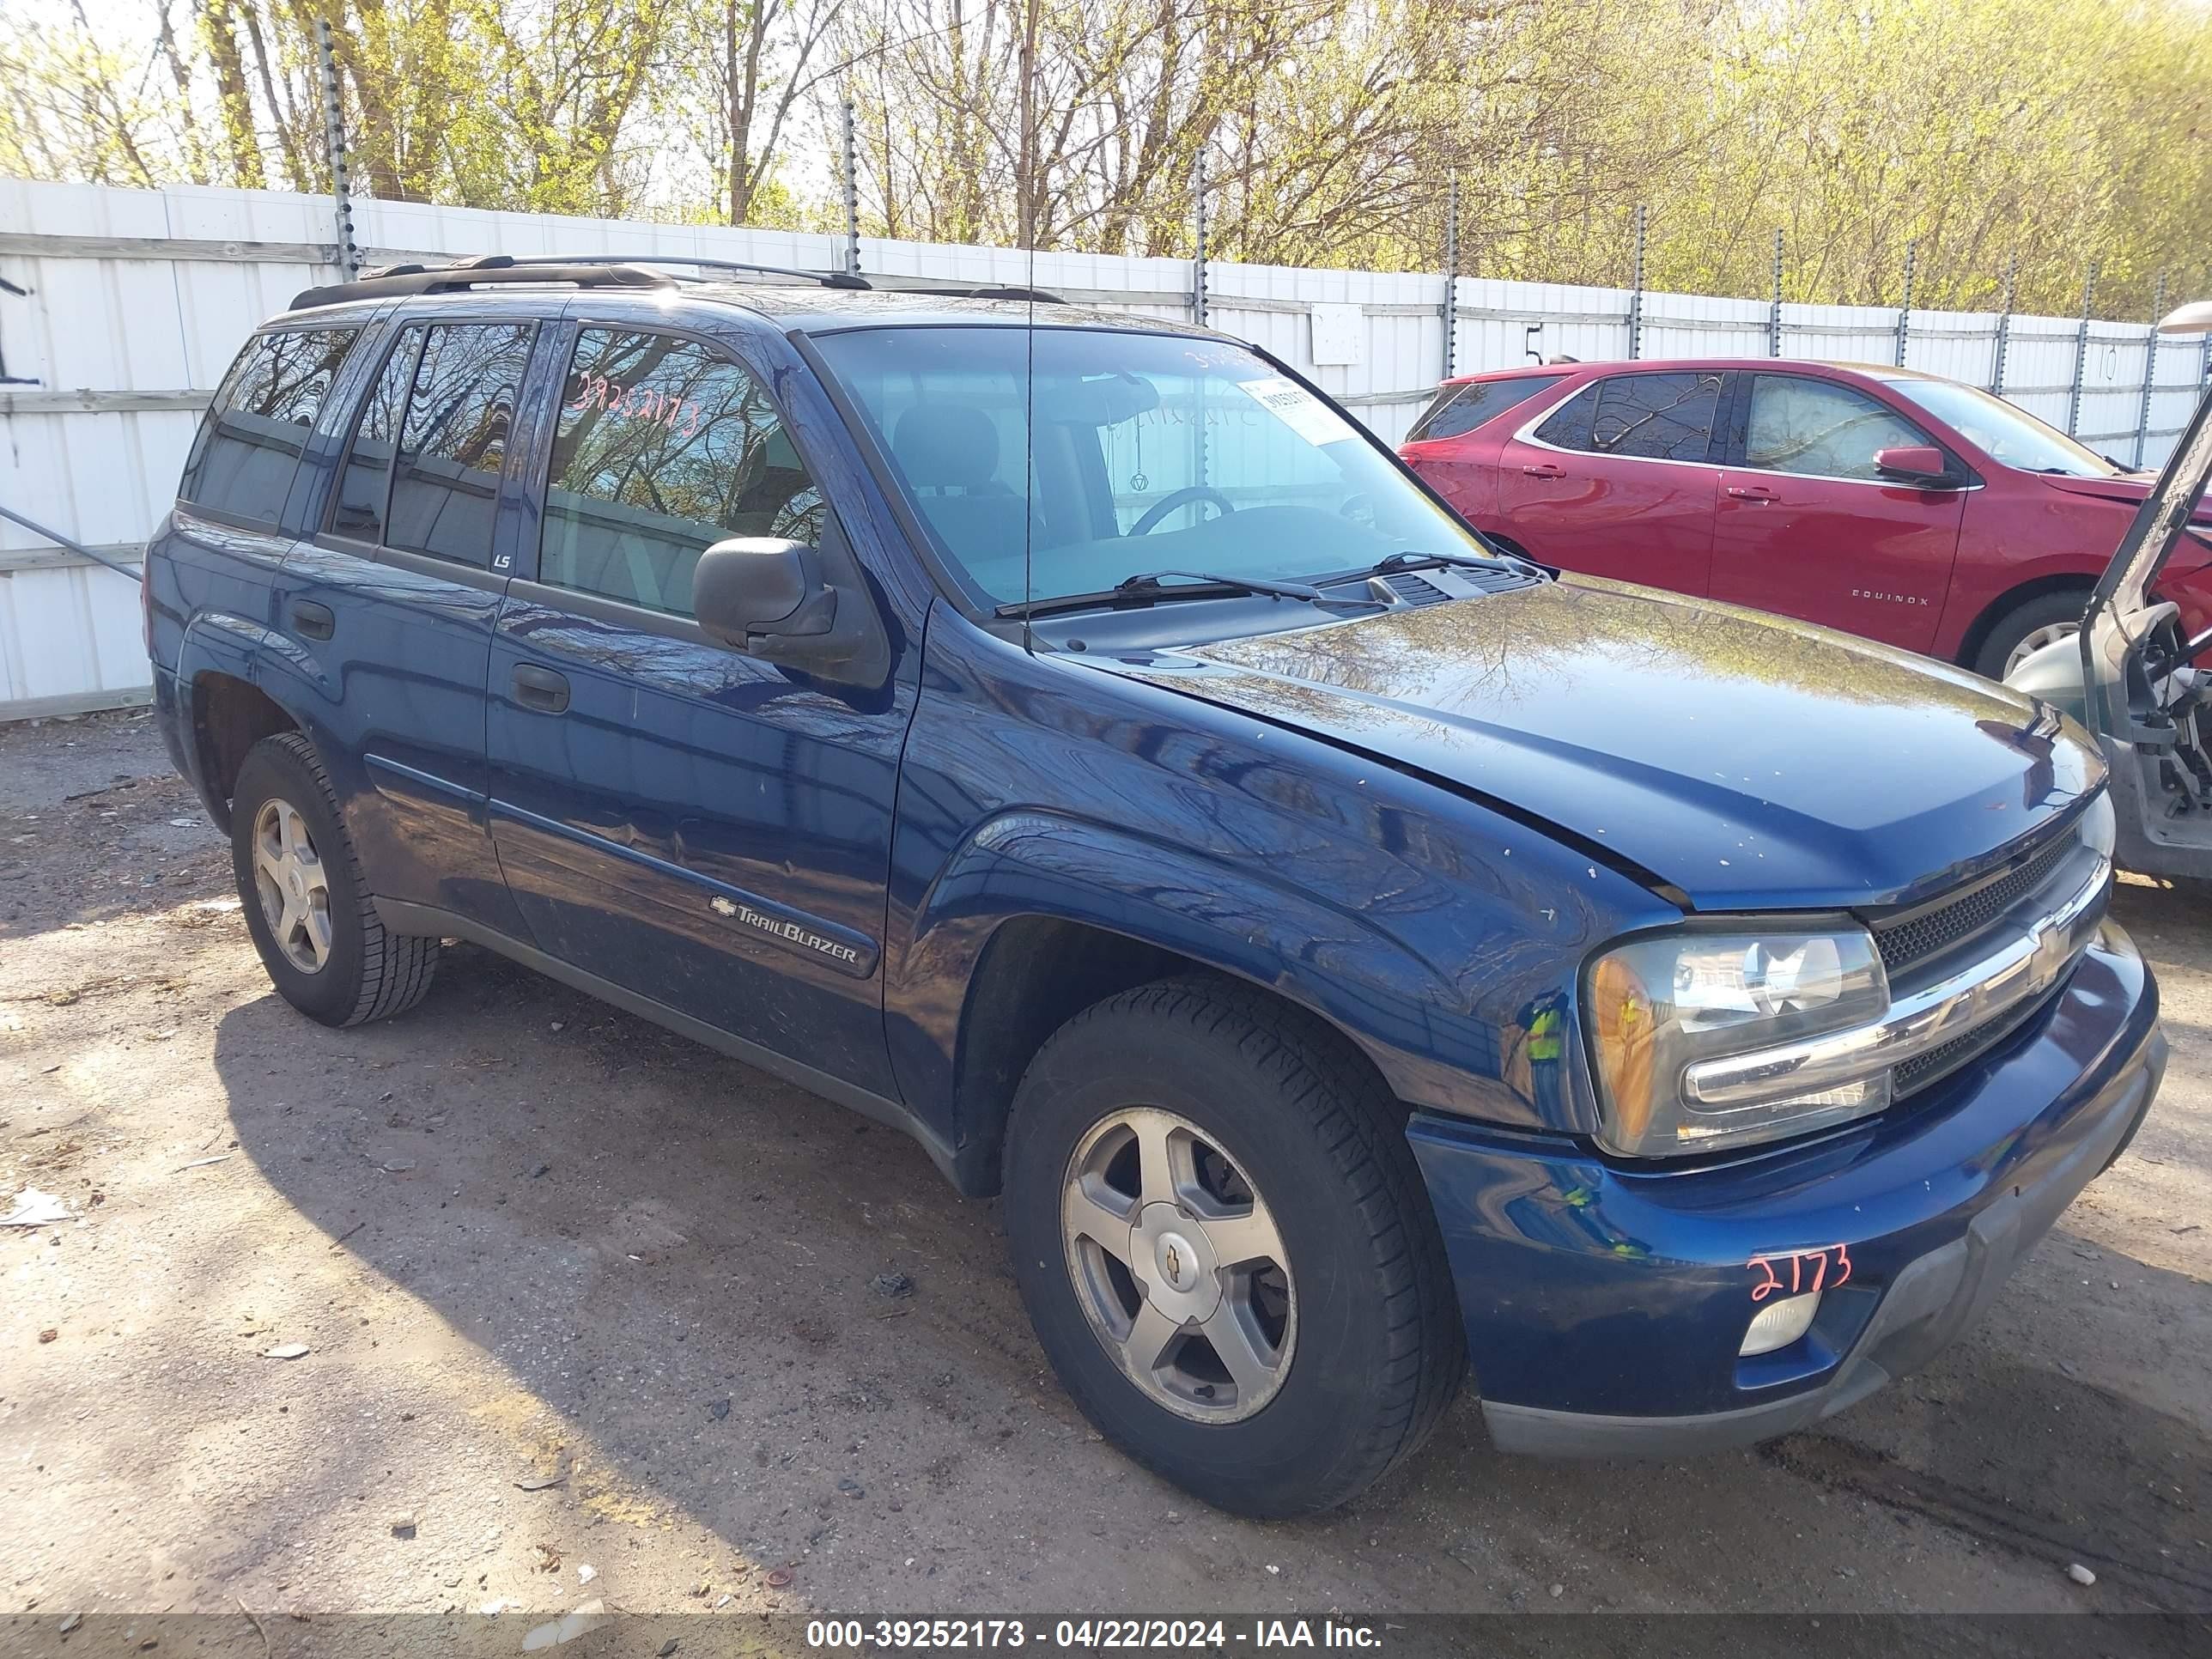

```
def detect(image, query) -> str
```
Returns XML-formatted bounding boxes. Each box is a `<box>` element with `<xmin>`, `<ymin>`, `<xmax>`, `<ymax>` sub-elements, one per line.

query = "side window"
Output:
<box><xmin>1587</xmin><ymin>373</ymin><xmax>1724</xmax><ymax>461</ymax></box>
<box><xmin>384</xmin><ymin>322</ymin><xmax>536</xmax><ymax>569</ymax></box>
<box><xmin>1408</xmin><ymin>374</ymin><xmax>1565</xmax><ymax>442</ymax></box>
<box><xmin>1745</xmin><ymin>376</ymin><xmax>1935</xmax><ymax>481</ymax></box>
<box><xmin>1533</xmin><ymin>384</ymin><xmax>1598</xmax><ymax>451</ymax></box>
<box><xmin>539</xmin><ymin>328</ymin><xmax>824</xmax><ymax>617</ymax></box>
<box><xmin>329</xmin><ymin>325</ymin><xmax>423</xmax><ymax>543</ymax></box>
<box><xmin>179</xmin><ymin>328</ymin><xmax>358</xmax><ymax>525</ymax></box>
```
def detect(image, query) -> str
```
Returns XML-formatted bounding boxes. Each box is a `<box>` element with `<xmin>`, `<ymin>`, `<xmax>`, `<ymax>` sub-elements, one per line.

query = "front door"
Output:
<box><xmin>1710</xmin><ymin>373</ymin><xmax>1966</xmax><ymax>653</ymax></box>
<box><xmin>1494</xmin><ymin>370</ymin><xmax>1726</xmax><ymax>593</ymax></box>
<box><xmin>484</xmin><ymin>320</ymin><xmax>914</xmax><ymax>1097</ymax></box>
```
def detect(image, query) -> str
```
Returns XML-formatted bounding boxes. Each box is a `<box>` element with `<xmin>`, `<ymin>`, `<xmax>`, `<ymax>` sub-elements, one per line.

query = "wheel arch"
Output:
<box><xmin>187</xmin><ymin>669</ymin><xmax>301</xmax><ymax>835</ymax></box>
<box><xmin>1953</xmin><ymin>573</ymin><xmax>2094</xmax><ymax>673</ymax></box>
<box><xmin>900</xmin><ymin>813</ymin><xmax>1486</xmax><ymax>1198</ymax></box>
<box><xmin>947</xmin><ymin>915</ymin><xmax>1410</xmax><ymax>1199</ymax></box>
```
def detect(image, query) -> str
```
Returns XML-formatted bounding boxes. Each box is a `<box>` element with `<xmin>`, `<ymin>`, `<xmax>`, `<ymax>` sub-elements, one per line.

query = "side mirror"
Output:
<box><xmin>1874</xmin><ymin>445</ymin><xmax>1953</xmax><ymax>486</ymax></box>
<box><xmin>2159</xmin><ymin>299</ymin><xmax>2212</xmax><ymax>336</ymax></box>
<box><xmin>691</xmin><ymin>535</ymin><xmax>889</xmax><ymax>687</ymax></box>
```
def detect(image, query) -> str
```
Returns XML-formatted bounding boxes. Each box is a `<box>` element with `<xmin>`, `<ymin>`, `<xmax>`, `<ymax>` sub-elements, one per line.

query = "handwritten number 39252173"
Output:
<box><xmin>567</xmin><ymin>373</ymin><xmax>702</xmax><ymax>439</ymax></box>
<box><xmin>1747</xmin><ymin>1244</ymin><xmax>1851</xmax><ymax>1301</ymax></box>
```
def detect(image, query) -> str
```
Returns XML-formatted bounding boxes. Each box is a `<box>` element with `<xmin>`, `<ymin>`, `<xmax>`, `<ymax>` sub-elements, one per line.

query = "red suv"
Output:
<box><xmin>1400</xmin><ymin>359</ymin><xmax>2212</xmax><ymax>678</ymax></box>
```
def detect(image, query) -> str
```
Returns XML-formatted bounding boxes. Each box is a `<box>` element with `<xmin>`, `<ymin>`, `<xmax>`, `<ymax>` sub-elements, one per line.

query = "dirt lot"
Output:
<box><xmin>2</xmin><ymin>709</ymin><xmax>2208</xmax><ymax>1629</ymax></box>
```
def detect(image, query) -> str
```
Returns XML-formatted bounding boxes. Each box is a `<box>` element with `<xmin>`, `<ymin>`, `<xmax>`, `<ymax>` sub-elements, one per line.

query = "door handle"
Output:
<box><xmin>1725</xmin><ymin>484</ymin><xmax>1776</xmax><ymax>502</ymax></box>
<box><xmin>512</xmin><ymin>664</ymin><xmax>571</xmax><ymax>714</ymax></box>
<box><xmin>1521</xmin><ymin>462</ymin><xmax>1565</xmax><ymax>478</ymax></box>
<box><xmin>289</xmin><ymin>600</ymin><xmax>335</xmax><ymax>640</ymax></box>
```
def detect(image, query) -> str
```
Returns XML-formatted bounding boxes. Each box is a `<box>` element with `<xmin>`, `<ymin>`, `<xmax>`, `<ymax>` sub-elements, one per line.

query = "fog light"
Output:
<box><xmin>1740</xmin><ymin>1291</ymin><xmax>1820</xmax><ymax>1357</ymax></box>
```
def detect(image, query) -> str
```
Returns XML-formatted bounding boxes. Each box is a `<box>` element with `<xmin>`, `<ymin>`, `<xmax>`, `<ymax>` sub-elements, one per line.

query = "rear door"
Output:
<box><xmin>269</xmin><ymin>312</ymin><xmax>555</xmax><ymax>933</ymax></box>
<box><xmin>1398</xmin><ymin>373</ymin><xmax>1566</xmax><ymax>525</ymax></box>
<box><xmin>483</xmin><ymin>317</ymin><xmax>914</xmax><ymax>1098</ymax></box>
<box><xmin>1494</xmin><ymin>370</ymin><xmax>1725</xmax><ymax>592</ymax></box>
<box><xmin>1710</xmin><ymin>372</ymin><xmax>1966</xmax><ymax>652</ymax></box>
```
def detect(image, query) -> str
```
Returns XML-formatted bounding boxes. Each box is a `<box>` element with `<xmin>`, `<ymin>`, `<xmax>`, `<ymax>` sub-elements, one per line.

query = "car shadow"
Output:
<box><xmin>205</xmin><ymin>934</ymin><xmax>2212</xmax><ymax>1613</ymax></box>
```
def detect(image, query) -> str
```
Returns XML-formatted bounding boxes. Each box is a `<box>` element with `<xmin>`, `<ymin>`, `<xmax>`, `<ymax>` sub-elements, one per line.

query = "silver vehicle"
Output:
<box><xmin>2009</xmin><ymin>301</ymin><xmax>2212</xmax><ymax>883</ymax></box>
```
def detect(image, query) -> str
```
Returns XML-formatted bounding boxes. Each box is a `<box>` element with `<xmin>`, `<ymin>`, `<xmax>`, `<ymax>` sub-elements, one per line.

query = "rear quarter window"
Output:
<box><xmin>1407</xmin><ymin>374</ymin><xmax>1565</xmax><ymax>443</ymax></box>
<box><xmin>179</xmin><ymin>328</ymin><xmax>358</xmax><ymax>526</ymax></box>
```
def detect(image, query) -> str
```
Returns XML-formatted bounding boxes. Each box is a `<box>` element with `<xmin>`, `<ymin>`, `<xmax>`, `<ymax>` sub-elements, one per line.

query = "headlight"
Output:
<box><xmin>1584</xmin><ymin>927</ymin><xmax>1891</xmax><ymax>1158</ymax></box>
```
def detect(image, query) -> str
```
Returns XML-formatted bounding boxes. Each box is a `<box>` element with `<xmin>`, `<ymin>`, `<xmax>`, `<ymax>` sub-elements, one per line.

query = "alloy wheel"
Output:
<box><xmin>251</xmin><ymin>796</ymin><xmax>334</xmax><ymax>974</ymax></box>
<box><xmin>1060</xmin><ymin>1106</ymin><xmax>1296</xmax><ymax>1422</ymax></box>
<box><xmin>2005</xmin><ymin>620</ymin><xmax>2080</xmax><ymax>678</ymax></box>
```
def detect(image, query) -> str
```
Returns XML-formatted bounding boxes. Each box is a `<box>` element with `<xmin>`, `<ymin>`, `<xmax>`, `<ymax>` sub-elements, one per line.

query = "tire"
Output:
<box><xmin>1002</xmin><ymin>977</ymin><xmax>1467</xmax><ymax>1517</ymax></box>
<box><xmin>1972</xmin><ymin>589</ymin><xmax>2091</xmax><ymax>682</ymax></box>
<box><xmin>229</xmin><ymin>732</ymin><xmax>440</xmax><ymax>1028</ymax></box>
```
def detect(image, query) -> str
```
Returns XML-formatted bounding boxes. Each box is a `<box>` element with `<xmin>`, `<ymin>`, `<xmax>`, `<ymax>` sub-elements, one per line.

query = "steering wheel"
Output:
<box><xmin>1130</xmin><ymin>486</ymin><xmax>1235</xmax><ymax>536</ymax></box>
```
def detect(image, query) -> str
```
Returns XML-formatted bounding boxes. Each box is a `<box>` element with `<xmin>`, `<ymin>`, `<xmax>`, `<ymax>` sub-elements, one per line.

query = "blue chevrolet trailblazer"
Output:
<box><xmin>144</xmin><ymin>257</ymin><xmax>2164</xmax><ymax>1516</ymax></box>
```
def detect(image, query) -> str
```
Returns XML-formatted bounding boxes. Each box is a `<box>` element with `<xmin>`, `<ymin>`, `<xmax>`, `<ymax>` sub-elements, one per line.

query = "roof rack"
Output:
<box><xmin>289</xmin><ymin>251</ymin><xmax>869</xmax><ymax>313</ymax></box>
<box><xmin>291</xmin><ymin>255</ymin><xmax>674</xmax><ymax>312</ymax></box>
<box><xmin>510</xmin><ymin>253</ymin><xmax>871</xmax><ymax>291</ymax></box>
<box><xmin>916</xmin><ymin>285</ymin><xmax>1066</xmax><ymax>304</ymax></box>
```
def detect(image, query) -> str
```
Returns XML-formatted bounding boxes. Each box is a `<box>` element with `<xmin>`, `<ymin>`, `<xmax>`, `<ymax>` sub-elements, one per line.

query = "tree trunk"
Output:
<box><xmin>1016</xmin><ymin>0</ymin><xmax>1040</xmax><ymax>249</ymax></box>
<box><xmin>201</xmin><ymin>0</ymin><xmax>267</xmax><ymax>189</ymax></box>
<box><xmin>151</xmin><ymin>1</ymin><xmax>214</xmax><ymax>182</ymax></box>
<box><xmin>726</xmin><ymin>0</ymin><xmax>743</xmax><ymax>224</ymax></box>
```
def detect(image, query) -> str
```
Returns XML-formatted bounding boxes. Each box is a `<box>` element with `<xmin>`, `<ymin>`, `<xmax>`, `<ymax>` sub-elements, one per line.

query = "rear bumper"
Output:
<box><xmin>1408</xmin><ymin>921</ymin><xmax>2162</xmax><ymax>1457</ymax></box>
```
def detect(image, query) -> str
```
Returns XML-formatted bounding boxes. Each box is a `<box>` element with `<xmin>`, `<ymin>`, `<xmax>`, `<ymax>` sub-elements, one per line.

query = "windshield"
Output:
<box><xmin>813</xmin><ymin>325</ymin><xmax>1493</xmax><ymax>607</ymax></box>
<box><xmin>1884</xmin><ymin>378</ymin><xmax>2121</xmax><ymax>477</ymax></box>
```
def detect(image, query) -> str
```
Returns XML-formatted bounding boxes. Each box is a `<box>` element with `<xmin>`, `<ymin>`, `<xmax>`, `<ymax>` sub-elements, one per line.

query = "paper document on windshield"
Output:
<box><xmin>1236</xmin><ymin>375</ymin><xmax>1360</xmax><ymax>447</ymax></box>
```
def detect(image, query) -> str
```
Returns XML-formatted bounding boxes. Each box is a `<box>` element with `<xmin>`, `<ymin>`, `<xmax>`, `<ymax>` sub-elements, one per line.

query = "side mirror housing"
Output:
<box><xmin>2159</xmin><ymin>299</ymin><xmax>2212</xmax><ymax>336</ymax></box>
<box><xmin>1874</xmin><ymin>444</ymin><xmax>1953</xmax><ymax>486</ymax></box>
<box><xmin>691</xmin><ymin>534</ymin><xmax>889</xmax><ymax>687</ymax></box>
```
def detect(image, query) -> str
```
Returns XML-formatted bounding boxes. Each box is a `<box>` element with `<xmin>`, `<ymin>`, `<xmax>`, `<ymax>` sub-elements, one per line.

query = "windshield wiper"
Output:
<box><xmin>996</xmin><ymin>569</ymin><xmax>1385</xmax><ymax>621</ymax></box>
<box><xmin>1366</xmin><ymin>547</ymin><xmax>1549</xmax><ymax>581</ymax></box>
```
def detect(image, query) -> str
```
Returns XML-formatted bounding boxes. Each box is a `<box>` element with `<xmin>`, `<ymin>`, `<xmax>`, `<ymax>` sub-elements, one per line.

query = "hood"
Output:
<box><xmin>2038</xmin><ymin>471</ymin><xmax>2212</xmax><ymax>529</ymax></box>
<box><xmin>1091</xmin><ymin>579</ymin><xmax>2100</xmax><ymax>913</ymax></box>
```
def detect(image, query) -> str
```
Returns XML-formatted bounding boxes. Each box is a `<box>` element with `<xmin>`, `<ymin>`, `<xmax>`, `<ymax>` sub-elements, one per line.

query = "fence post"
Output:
<box><xmin>313</xmin><ymin>18</ymin><xmax>360</xmax><ymax>280</ymax></box>
<box><xmin>2067</xmin><ymin>259</ymin><xmax>2100</xmax><ymax>437</ymax></box>
<box><xmin>1626</xmin><ymin>204</ymin><xmax>1646</xmax><ymax>359</ymax></box>
<box><xmin>1767</xmin><ymin>230</ymin><xmax>1784</xmax><ymax>357</ymax></box>
<box><xmin>1990</xmin><ymin>256</ymin><xmax>2016</xmax><ymax>395</ymax></box>
<box><xmin>839</xmin><ymin>99</ymin><xmax>861</xmax><ymax>280</ymax></box>
<box><xmin>1190</xmin><ymin>149</ymin><xmax>1208</xmax><ymax>329</ymax></box>
<box><xmin>2136</xmin><ymin>274</ymin><xmax>2166</xmax><ymax>468</ymax></box>
<box><xmin>1440</xmin><ymin>171</ymin><xmax>1460</xmax><ymax>381</ymax></box>
<box><xmin>1893</xmin><ymin>240</ymin><xmax>1917</xmax><ymax>368</ymax></box>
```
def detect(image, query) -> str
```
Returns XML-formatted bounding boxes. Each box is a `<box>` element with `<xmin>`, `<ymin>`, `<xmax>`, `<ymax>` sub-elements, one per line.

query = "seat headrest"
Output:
<box><xmin>892</xmin><ymin>403</ymin><xmax>1001</xmax><ymax>490</ymax></box>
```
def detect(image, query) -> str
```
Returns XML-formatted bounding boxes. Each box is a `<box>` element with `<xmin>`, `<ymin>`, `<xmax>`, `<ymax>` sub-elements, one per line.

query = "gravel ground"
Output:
<box><xmin>1</xmin><ymin>710</ymin><xmax>2208</xmax><ymax>1632</ymax></box>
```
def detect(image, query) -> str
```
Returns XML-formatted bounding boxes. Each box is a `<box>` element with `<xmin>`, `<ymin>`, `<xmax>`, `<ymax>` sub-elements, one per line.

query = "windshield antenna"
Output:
<box><xmin>1020</xmin><ymin>101</ymin><xmax>1039</xmax><ymax>657</ymax></box>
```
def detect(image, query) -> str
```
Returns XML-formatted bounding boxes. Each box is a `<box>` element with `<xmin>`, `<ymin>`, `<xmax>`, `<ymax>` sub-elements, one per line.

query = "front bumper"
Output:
<box><xmin>1407</xmin><ymin>921</ymin><xmax>2163</xmax><ymax>1457</ymax></box>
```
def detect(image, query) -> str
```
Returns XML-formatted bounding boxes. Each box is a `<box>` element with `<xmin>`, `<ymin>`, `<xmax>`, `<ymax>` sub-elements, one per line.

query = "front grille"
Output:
<box><xmin>1869</xmin><ymin>813</ymin><xmax>2108</xmax><ymax>1107</ymax></box>
<box><xmin>1892</xmin><ymin>985</ymin><xmax>2056</xmax><ymax>1095</ymax></box>
<box><xmin>1873</xmin><ymin>829</ymin><xmax>2077</xmax><ymax>976</ymax></box>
